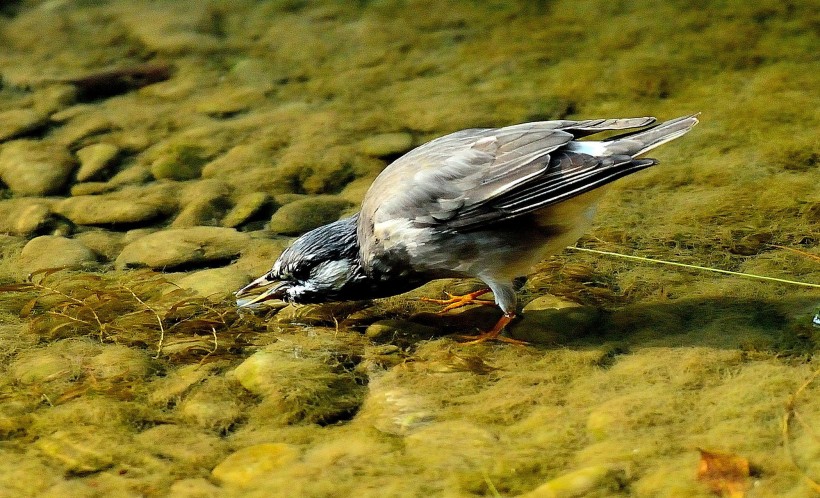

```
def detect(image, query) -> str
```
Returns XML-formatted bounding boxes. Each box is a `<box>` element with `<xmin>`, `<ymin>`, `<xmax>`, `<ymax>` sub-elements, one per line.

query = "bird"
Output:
<box><xmin>235</xmin><ymin>114</ymin><xmax>699</xmax><ymax>343</ymax></box>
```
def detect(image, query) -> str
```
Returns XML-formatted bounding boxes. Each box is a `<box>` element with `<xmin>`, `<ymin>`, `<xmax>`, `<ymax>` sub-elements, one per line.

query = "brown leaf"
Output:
<box><xmin>0</xmin><ymin>283</ymin><xmax>35</xmax><ymax>292</ymax></box>
<box><xmin>697</xmin><ymin>448</ymin><xmax>750</xmax><ymax>498</ymax></box>
<box><xmin>20</xmin><ymin>298</ymin><xmax>37</xmax><ymax>318</ymax></box>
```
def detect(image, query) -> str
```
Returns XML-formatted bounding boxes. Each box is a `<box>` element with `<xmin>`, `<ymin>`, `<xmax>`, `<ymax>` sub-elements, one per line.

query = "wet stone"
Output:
<box><xmin>365</xmin><ymin>319</ymin><xmax>440</xmax><ymax>341</ymax></box>
<box><xmin>0</xmin><ymin>108</ymin><xmax>47</xmax><ymax>141</ymax></box>
<box><xmin>222</xmin><ymin>192</ymin><xmax>271</xmax><ymax>228</ymax></box>
<box><xmin>19</xmin><ymin>235</ymin><xmax>97</xmax><ymax>273</ymax></box>
<box><xmin>72</xmin><ymin>230</ymin><xmax>126</xmax><ymax>261</ymax></box>
<box><xmin>518</xmin><ymin>464</ymin><xmax>627</xmax><ymax>498</ymax></box>
<box><xmin>171</xmin><ymin>179</ymin><xmax>231</xmax><ymax>228</ymax></box>
<box><xmin>172</xmin><ymin>266</ymin><xmax>250</xmax><ymax>301</ymax></box>
<box><xmin>211</xmin><ymin>443</ymin><xmax>299</xmax><ymax>487</ymax></box>
<box><xmin>357</xmin><ymin>132</ymin><xmax>414</xmax><ymax>158</ymax></box>
<box><xmin>178</xmin><ymin>376</ymin><xmax>245</xmax><ymax>432</ymax></box>
<box><xmin>136</xmin><ymin>424</ymin><xmax>225</xmax><ymax>470</ymax></box>
<box><xmin>34</xmin><ymin>429</ymin><xmax>116</xmax><ymax>474</ymax></box>
<box><xmin>32</xmin><ymin>84</ymin><xmax>77</xmax><ymax>116</ymax></box>
<box><xmin>232</xmin><ymin>340</ymin><xmax>366</xmax><ymax>426</ymax></box>
<box><xmin>54</xmin><ymin>196</ymin><xmax>165</xmax><ymax>227</ymax></box>
<box><xmin>75</xmin><ymin>143</ymin><xmax>119</xmax><ymax>182</ymax></box>
<box><xmin>150</xmin><ymin>144</ymin><xmax>209</xmax><ymax>181</ymax></box>
<box><xmin>194</xmin><ymin>87</ymin><xmax>265</xmax><ymax>118</ymax></box>
<box><xmin>115</xmin><ymin>226</ymin><xmax>250</xmax><ymax>270</ymax></box>
<box><xmin>0</xmin><ymin>140</ymin><xmax>76</xmax><ymax>196</ymax></box>
<box><xmin>268</xmin><ymin>195</ymin><xmax>352</xmax><ymax>235</ymax></box>
<box><xmin>0</xmin><ymin>199</ymin><xmax>53</xmax><ymax>236</ymax></box>
<box><xmin>275</xmin><ymin>301</ymin><xmax>369</xmax><ymax>326</ymax></box>
<box><xmin>510</xmin><ymin>305</ymin><xmax>601</xmax><ymax>344</ymax></box>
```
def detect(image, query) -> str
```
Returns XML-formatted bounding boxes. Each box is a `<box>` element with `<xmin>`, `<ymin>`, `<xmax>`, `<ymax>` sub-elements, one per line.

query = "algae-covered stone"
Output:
<box><xmin>73</xmin><ymin>230</ymin><xmax>125</xmax><ymax>261</ymax></box>
<box><xmin>357</xmin><ymin>132</ymin><xmax>413</xmax><ymax>157</ymax></box>
<box><xmin>365</xmin><ymin>319</ymin><xmax>440</xmax><ymax>341</ymax></box>
<box><xmin>518</xmin><ymin>465</ymin><xmax>627</xmax><ymax>498</ymax></box>
<box><xmin>147</xmin><ymin>363</ymin><xmax>217</xmax><ymax>407</ymax></box>
<box><xmin>0</xmin><ymin>108</ymin><xmax>47</xmax><ymax>141</ymax></box>
<box><xmin>87</xmin><ymin>344</ymin><xmax>155</xmax><ymax>382</ymax></box>
<box><xmin>136</xmin><ymin>424</ymin><xmax>225</xmax><ymax>470</ymax></box>
<box><xmin>54</xmin><ymin>196</ymin><xmax>165</xmax><ymax>226</ymax></box>
<box><xmin>178</xmin><ymin>376</ymin><xmax>245</xmax><ymax>431</ymax></box>
<box><xmin>19</xmin><ymin>236</ymin><xmax>97</xmax><ymax>273</ymax></box>
<box><xmin>232</xmin><ymin>341</ymin><xmax>366</xmax><ymax>425</ymax></box>
<box><xmin>34</xmin><ymin>429</ymin><xmax>116</xmax><ymax>474</ymax></box>
<box><xmin>211</xmin><ymin>443</ymin><xmax>299</xmax><ymax>487</ymax></box>
<box><xmin>522</xmin><ymin>294</ymin><xmax>582</xmax><ymax>313</ymax></box>
<box><xmin>52</xmin><ymin>114</ymin><xmax>114</xmax><ymax>148</ymax></box>
<box><xmin>0</xmin><ymin>140</ymin><xmax>76</xmax><ymax>196</ymax></box>
<box><xmin>171</xmin><ymin>179</ymin><xmax>231</xmax><ymax>228</ymax></box>
<box><xmin>173</xmin><ymin>267</ymin><xmax>250</xmax><ymax>301</ymax></box>
<box><xmin>150</xmin><ymin>144</ymin><xmax>209</xmax><ymax>180</ymax></box>
<box><xmin>268</xmin><ymin>195</ymin><xmax>352</xmax><ymax>235</ymax></box>
<box><xmin>357</xmin><ymin>374</ymin><xmax>435</xmax><ymax>436</ymax></box>
<box><xmin>274</xmin><ymin>301</ymin><xmax>368</xmax><ymax>326</ymax></box>
<box><xmin>510</xmin><ymin>305</ymin><xmax>601</xmax><ymax>344</ymax></box>
<box><xmin>169</xmin><ymin>478</ymin><xmax>222</xmax><ymax>498</ymax></box>
<box><xmin>32</xmin><ymin>84</ymin><xmax>77</xmax><ymax>116</ymax></box>
<box><xmin>75</xmin><ymin>143</ymin><xmax>119</xmax><ymax>182</ymax></box>
<box><xmin>10</xmin><ymin>350</ymin><xmax>73</xmax><ymax>386</ymax></box>
<box><xmin>194</xmin><ymin>86</ymin><xmax>265</xmax><ymax>117</ymax></box>
<box><xmin>115</xmin><ymin>227</ymin><xmax>250</xmax><ymax>270</ymax></box>
<box><xmin>222</xmin><ymin>192</ymin><xmax>271</xmax><ymax>228</ymax></box>
<box><xmin>0</xmin><ymin>199</ymin><xmax>53</xmax><ymax>236</ymax></box>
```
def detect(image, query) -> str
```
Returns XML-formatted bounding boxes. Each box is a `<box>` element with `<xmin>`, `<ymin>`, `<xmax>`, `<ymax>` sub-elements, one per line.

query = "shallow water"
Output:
<box><xmin>0</xmin><ymin>0</ymin><xmax>818</xmax><ymax>496</ymax></box>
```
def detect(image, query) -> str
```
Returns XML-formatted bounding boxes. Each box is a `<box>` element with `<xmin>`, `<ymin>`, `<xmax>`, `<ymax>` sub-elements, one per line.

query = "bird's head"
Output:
<box><xmin>235</xmin><ymin>215</ymin><xmax>369</xmax><ymax>307</ymax></box>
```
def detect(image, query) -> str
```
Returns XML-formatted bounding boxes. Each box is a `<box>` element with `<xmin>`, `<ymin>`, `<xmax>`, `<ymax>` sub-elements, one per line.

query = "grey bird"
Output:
<box><xmin>235</xmin><ymin>114</ymin><xmax>699</xmax><ymax>343</ymax></box>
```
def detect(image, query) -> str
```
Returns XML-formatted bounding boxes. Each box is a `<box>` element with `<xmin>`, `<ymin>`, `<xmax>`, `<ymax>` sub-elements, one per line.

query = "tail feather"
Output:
<box><xmin>603</xmin><ymin>113</ymin><xmax>699</xmax><ymax>157</ymax></box>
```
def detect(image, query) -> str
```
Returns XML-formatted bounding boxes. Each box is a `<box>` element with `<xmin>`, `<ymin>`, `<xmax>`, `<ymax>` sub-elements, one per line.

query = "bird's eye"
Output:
<box><xmin>290</xmin><ymin>266</ymin><xmax>311</xmax><ymax>281</ymax></box>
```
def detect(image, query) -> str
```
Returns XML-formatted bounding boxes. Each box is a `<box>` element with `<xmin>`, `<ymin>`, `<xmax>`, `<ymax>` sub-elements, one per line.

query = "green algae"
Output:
<box><xmin>0</xmin><ymin>0</ymin><xmax>818</xmax><ymax>496</ymax></box>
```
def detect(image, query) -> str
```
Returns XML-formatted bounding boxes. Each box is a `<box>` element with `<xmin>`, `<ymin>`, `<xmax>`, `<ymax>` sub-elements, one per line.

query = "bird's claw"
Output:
<box><xmin>453</xmin><ymin>313</ymin><xmax>527</xmax><ymax>345</ymax></box>
<box><xmin>420</xmin><ymin>288</ymin><xmax>494</xmax><ymax>313</ymax></box>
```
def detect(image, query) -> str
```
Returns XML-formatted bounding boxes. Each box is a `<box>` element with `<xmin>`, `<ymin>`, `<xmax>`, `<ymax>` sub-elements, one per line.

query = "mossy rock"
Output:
<box><xmin>150</xmin><ymin>144</ymin><xmax>209</xmax><ymax>181</ymax></box>
<box><xmin>268</xmin><ymin>195</ymin><xmax>352</xmax><ymax>235</ymax></box>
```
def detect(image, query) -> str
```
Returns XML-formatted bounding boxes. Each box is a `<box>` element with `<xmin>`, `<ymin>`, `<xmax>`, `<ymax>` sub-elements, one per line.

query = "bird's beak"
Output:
<box><xmin>235</xmin><ymin>275</ymin><xmax>288</xmax><ymax>308</ymax></box>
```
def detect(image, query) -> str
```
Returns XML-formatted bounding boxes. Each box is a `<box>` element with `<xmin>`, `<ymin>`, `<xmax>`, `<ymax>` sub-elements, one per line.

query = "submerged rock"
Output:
<box><xmin>510</xmin><ymin>302</ymin><xmax>600</xmax><ymax>344</ymax></box>
<box><xmin>364</xmin><ymin>319</ymin><xmax>440</xmax><ymax>341</ymax></box>
<box><xmin>211</xmin><ymin>443</ymin><xmax>299</xmax><ymax>487</ymax></box>
<box><xmin>517</xmin><ymin>465</ymin><xmax>627</xmax><ymax>498</ymax></box>
<box><xmin>178</xmin><ymin>376</ymin><xmax>245</xmax><ymax>432</ymax></box>
<box><xmin>54</xmin><ymin>196</ymin><xmax>165</xmax><ymax>226</ymax></box>
<box><xmin>232</xmin><ymin>340</ymin><xmax>366</xmax><ymax>426</ymax></box>
<box><xmin>172</xmin><ymin>266</ymin><xmax>250</xmax><ymax>301</ymax></box>
<box><xmin>115</xmin><ymin>227</ymin><xmax>250</xmax><ymax>270</ymax></box>
<box><xmin>268</xmin><ymin>195</ymin><xmax>352</xmax><ymax>235</ymax></box>
<box><xmin>0</xmin><ymin>140</ymin><xmax>76</xmax><ymax>196</ymax></box>
<box><xmin>75</xmin><ymin>143</ymin><xmax>120</xmax><ymax>182</ymax></box>
<box><xmin>222</xmin><ymin>192</ymin><xmax>271</xmax><ymax>228</ymax></box>
<box><xmin>34</xmin><ymin>429</ymin><xmax>117</xmax><ymax>474</ymax></box>
<box><xmin>0</xmin><ymin>198</ymin><xmax>53</xmax><ymax>236</ymax></box>
<box><xmin>19</xmin><ymin>235</ymin><xmax>97</xmax><ymax>273</ymax></box>
<box><xmin>357</xmin><ymin>132</ymin><xmax>414</xmax><ymax>157</ymax></box>
<box><xmin>0</xmin><ymin>108</ymin><xmax>47</xmax><ymax>141</ymax></box>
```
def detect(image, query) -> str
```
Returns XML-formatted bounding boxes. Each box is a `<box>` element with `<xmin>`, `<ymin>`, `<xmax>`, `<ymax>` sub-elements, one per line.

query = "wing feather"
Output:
<box><xmin>358</xmin><ymin>117</ymin><xmax>660</xmax><ymax>258</ymax></box>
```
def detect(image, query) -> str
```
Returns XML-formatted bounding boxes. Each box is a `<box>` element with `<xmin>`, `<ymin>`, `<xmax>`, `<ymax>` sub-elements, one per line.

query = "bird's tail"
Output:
<box><xmin>603</xmin><ymin>113</ymin><xmax>699</xmax><ymax>157</ymax></box>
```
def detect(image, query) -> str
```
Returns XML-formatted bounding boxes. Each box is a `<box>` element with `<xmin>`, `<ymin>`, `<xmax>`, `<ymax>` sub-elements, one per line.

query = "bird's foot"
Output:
<box><xmin>421</xmin><ymin>288</ymin><xmax>495</xmax><ymax>313</ymax></box>
<box><xmin>455</xmin><ymin>313</ymin><xmax>528</xmax><ymax>345</ymax></box>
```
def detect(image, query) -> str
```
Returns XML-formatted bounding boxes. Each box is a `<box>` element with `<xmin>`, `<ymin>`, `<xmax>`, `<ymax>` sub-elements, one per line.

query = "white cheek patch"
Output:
<box><xmin>310</xmin><ymin>260</ymin><xmax>351</xmax><ymax>288</ymax></box>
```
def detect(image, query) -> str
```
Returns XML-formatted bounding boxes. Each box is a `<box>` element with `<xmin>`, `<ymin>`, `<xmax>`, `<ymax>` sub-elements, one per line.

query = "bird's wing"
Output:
<box><xmin>360</xmin><ymin>118</ymin><xmax>656</xmax><ymax>236</ymax></box>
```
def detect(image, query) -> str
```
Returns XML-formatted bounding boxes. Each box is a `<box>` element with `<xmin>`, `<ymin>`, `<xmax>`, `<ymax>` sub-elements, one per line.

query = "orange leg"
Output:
<box><xmin>420</xmin><ymin>288</ymin><xmax>496</xmax><ymax>313</ymax></box>
<box><xmin>456</xmin><ymin>313</ymin><xmax>528</xmax><ymax>345</ymax></box>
